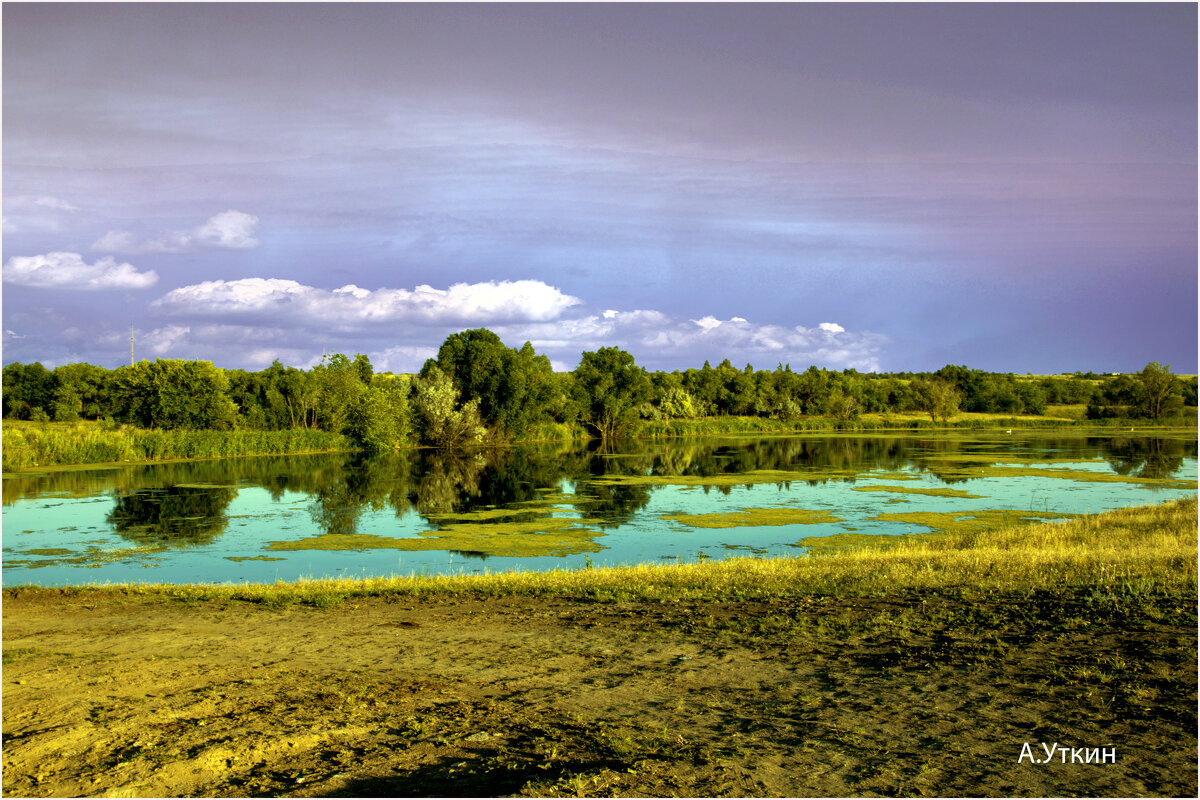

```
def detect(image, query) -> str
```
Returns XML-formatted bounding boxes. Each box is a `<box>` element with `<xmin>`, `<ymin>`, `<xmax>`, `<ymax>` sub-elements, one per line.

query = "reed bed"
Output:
<box><xmin>1</xmin><ymin>421</ymin><xmax>348</xmax><ymax>472</ymax></box>
<box><xmin>17</xmin><ymin>496</ymin><xmax>1194</xmax><ymax>610</ymax></box>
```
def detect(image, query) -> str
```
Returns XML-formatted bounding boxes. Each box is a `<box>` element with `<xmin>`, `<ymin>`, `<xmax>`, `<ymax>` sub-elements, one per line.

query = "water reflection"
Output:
<box><xmin>107</xmin><ymin>485</ymin><xmax>236</xmax><ymax>547</ymax></box>
<box><xmin>5</xmin><ymin>434</ymin><xmax>1197</xmax><ymax>550</ymax></box>
<box><xmin>1104</xmin><ymin>436</ymin><xmax>1189</xmax><ymax>480</ymax></box>
<box><xmin>309</xmin><ymin>453</ymin><xmax>414</xmax><ymax>537</ymax></box>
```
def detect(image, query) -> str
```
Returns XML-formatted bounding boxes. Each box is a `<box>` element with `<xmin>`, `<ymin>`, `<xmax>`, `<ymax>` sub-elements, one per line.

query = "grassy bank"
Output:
<box><xmin>13</xmin><ymin>496</ymin><xmax>1194</xmax><ymax>609</ymax></box>
<box><xmin>4</xmin><ymin>411</ymin><xmax>1194</xmax><ymax>472</ymax></box>
<box><xmin>1</xmin><ymin>420</ymin><xmax>349</xmax><ymax>472</ymax></box>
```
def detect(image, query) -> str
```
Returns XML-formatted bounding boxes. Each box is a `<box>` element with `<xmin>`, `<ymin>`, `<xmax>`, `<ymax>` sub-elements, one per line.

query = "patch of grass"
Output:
<box><xmin>851</xmin><ymin>485</ymin><xmax>986</xmax><ymax>498</ymax></box>
<box><xmin>2</xmin><ymin>647</ymin><xmax>39</xmax><ymax>665</ymax></box>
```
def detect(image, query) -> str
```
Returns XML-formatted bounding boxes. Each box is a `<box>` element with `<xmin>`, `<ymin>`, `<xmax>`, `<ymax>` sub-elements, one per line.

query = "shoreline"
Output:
<box><xmin>5</xmin><ymin>417</ymin><xmax>1195</xmax><ymax>475</ymax></box>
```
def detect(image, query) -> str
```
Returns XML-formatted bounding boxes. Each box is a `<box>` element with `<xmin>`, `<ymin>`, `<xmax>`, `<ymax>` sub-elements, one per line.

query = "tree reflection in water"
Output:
<box><xmin>73</xmin><ymin>434</ymin><xmax>1197</xmax><ymax>543</ymax></box>
<box><xmin>107</xmin><ymin>485</ymin><xmax>236</xmax><ymax>547</ymax></box>
<box><xmin>1105</xmin><ymin>436</ymin><xmax>1188</xmax><ymax>480</ymax></box>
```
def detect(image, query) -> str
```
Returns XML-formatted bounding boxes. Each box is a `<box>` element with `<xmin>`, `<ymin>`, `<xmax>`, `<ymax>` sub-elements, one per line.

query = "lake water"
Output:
<box><xmin>2</xmin><ymin>432</ymin><xmax>1196</xmax><ymax>586</ymax></box>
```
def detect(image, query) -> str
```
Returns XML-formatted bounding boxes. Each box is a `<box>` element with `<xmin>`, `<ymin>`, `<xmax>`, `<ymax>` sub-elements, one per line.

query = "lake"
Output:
<box><xmin>2</xmin><ymin>431</ymin><xmax>1196</xmax><ymax>586</ymax></box>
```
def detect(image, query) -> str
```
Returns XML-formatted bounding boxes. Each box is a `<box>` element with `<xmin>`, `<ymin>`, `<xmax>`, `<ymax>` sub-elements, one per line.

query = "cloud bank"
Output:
<box><xmin>146</xmin><ymin>276</ymin><xmax>885</xmax><ymax>373</ymax></box>
<box><xmin>152</xmin><ymin>278</ymin><xmax>583</xmax><ymax>325</ymax></box>
<box><xmin>3</xmin><ymin>251</ymin><xmax>159</xmax><ymax>290</ymax></box>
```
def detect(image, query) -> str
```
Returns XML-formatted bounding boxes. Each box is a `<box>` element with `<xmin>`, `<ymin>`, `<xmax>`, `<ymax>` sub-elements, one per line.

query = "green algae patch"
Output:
<box><xmin>266</xmin><ymin>517</ymin><xmax>605</xmax><ymax>558</ymax></box>
<box><xmin>662</xmin><ymin>507</ymin><xmax>845</xmax><ymax>529</ymax></box>
<box><xmin>851</xmin><ymin>485</ymin><xmax>986</xmax><ymax>499</ymax></box>
<box><xmin>424</xmin><ymin>507</ymin><xmax>542</xmax><ymax>523</ymax></box>
<box><xmin>23</xmin><ymin>548</ymin><xmax>76</xmax><ymax>557</ymax></box>
<box><xmin>591</xmin><ymin>468</ymin><xmax>857</xmax><ymax>488</ymax></box>
<box><xmin>864</xmin><ymin>471</ymin><xmax>923</xmax><ymax>481</ymax></box>
<box><xmin>5</xmin><ymin>544</ymin><xmax>167</xmax><ymax>569</ymax></box>
<box><xmin>225</xmin><ymin>555</ymin><xmax>286</xmax><ymax>563</ymax></box>
<box><xmin>869</xmin><ymin>509</ymin><xmax>1078</xmax><ymax>536</ymax></box>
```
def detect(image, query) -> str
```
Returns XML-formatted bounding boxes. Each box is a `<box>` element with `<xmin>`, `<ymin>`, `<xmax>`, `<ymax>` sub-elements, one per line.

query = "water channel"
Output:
<box><xmin>2</xmin><ymin>431</ymin><xmax>1196</xmax><ymax>586</ymax></box>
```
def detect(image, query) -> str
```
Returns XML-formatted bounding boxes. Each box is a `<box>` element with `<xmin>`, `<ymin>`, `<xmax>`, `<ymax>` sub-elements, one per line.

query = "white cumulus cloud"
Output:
<box><xmin>92</xmin><ymin>210</ymin><xmax>260</xmax><ymax>253</ymax></box>
<box><xmin>152</xmin><ymin>277</ymin><xmax>582</xmax><ymax>325</ymax></box>
<box><xmin>495</xmin><ymin>312</ymin><xmax>886</xmax><ymax>372</ymax></box>
<box><xmin>3</xmin><ymin>251</ymin><xmax>159</xmax><ymax>290</ymax></box>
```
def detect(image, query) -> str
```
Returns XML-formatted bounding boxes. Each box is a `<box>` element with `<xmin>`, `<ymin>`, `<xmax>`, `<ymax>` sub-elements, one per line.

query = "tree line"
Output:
<box><xmin>3</xmin><ymin>327</ymin><xmax>1195</xmax><ymax>450</ymax></box>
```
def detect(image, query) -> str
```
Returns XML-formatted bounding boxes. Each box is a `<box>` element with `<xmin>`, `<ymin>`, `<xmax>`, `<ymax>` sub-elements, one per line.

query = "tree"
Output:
<box><xmin>435</xmin><ymin>329</ymin><xmax>554</xmax><ymax>436</ymax></box>
<box><xmin>410</xmin><ymin>363</ymin><xmax>486</xmax><ymax>449</ymax></box>
<box><xmin>346</xmin><ymin>384</ymin><xmax>406</xmax><ymax>453</ymax></box>
<box><xmin>1136</xmin><ymin>362</ymin><xmax>1184</xmax><ymax>419</ymax></box>
<box><xmin>2</xmin><ymin>362</ymin><xmax>55</xmax><ymax>419</ymax></box>
<box><xmin>308</xmin><ymin>353</ymin><xmax>368</xmax><ymax>434</ymax></box>
<box><xmin>572</xmin><ymin>347</ymin><xmax>651</xmax><ymax>440</ymax></box>
<box><xmin>51</xmin><ymin>363</ymin><xmax>109</xmax><ymax>420</ymax></box>
<box><xmin>912</xmin><ymin>378</ymin><xmax>960</xmax><ymax>422</ymax></box>
<box><xmin>109</xmin><ymin>359</ymin><xmax>237</xmax><ymax>429</ymax></box>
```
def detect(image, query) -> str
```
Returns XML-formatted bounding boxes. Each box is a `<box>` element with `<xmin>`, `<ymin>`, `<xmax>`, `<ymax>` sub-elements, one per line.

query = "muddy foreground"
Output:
<box><xmin>3</xmin><ymin>587</ymin><xmax>1196</xmax><ymax>797</ymax></box>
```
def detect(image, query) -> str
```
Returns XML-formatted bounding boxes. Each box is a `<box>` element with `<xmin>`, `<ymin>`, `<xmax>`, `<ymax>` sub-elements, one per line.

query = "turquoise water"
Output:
<box><xmin>2</xmin><ymin>432</ymin><xmax>1195</xmax><ymax>585</ymax></box>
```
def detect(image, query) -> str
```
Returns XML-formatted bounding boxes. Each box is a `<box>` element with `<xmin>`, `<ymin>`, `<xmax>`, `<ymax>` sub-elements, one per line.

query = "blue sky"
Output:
<box><xmin>3</xmin><ymin>2</ymin><xmax>1196</xmax><ymax>374</ymax></box>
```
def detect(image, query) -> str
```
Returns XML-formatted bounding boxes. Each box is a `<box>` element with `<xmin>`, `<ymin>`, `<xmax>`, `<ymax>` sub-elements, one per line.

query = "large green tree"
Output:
<box><xmin>2</xmin><ymin>362</ymin><xmax>56</xmax><ymax>419</ymax></box>
<box><xmin>1136</xmin><ymin>362</ymin><xmax>1184</xmax><ymax>419</ymax></box>
<box><xmin>435</xmin><ymin>329</ymin><xmax>554</xmax><ymax>436</ymax></box>
<box><xmin>109</xmin><ymin>359</ymin><xmax>238</xmax><ymax>429</ymax></box>
<box><xmin>50</xmin><ymin>362</ymin><xmax>110</xmax><ymax>421</ymax></box>
<box><xmin>572</xmin><ymin>347</ymin><xmax>652</xmax><ymax>440</ymax></box>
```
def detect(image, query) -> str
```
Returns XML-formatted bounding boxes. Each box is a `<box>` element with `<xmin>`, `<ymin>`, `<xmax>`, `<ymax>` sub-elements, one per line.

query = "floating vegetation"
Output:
<box><xmin>267</xmin><ymin>516</ymin><xmax>606</xmax><ymax>558</ymax></box>
<box><xmin>868</xmin><ymin>509</ymin><xmax>1078</xmax><ymax>536</ymax></box>
<box><xmin>851</xmin><ymin>485</ymin><xmax>986</xmax><ymax>498</ymax></box>
<box><xmin>226</xmin><ymin>556</ymin><xmax>287</xmax><ymax>563</ymax></box>
<box><xmin>5</xmin><ymin>544</ymin><xmax>167</xmax><ymax>569</ymax></box>
<box><xmin>864</xmin><ymin>471</ymin><xmax>923</xmax><ymax>481</ymax></box>
<box><xmin>591</xmin><ymin>468</ymin><xmax>857</xmax><ymax>489</ymax></box>
<box><xmin>662</xmin><ymin>507</ymin><xmax>845</xmax><ymax>528</ymax></box>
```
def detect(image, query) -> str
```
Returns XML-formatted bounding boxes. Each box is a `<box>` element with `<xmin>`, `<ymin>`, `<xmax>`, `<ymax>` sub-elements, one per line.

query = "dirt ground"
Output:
<box><xmin>2</xmin><ymin>588</ymin><xmax>1196</xmax><ymax>798</ymax></box>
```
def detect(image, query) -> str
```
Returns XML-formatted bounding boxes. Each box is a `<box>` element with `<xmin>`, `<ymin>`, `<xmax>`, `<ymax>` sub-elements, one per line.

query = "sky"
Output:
<box><xmin>3</xmin><ymin>2</ymin><xmax>1196</xmax><ymax>375</ymax></box>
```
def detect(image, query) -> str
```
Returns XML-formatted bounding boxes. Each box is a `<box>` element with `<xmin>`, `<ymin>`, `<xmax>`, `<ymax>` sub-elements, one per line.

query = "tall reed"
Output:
<box><xmin>2</xmin><ymin>421</ymin><xmax>349</xmax><ymax>472</ymax></box>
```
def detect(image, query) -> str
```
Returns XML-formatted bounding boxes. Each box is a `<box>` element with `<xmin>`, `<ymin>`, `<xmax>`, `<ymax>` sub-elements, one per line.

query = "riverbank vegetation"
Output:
<box><xmin>4</xmin><ymin>328</ymin><xmax>1195</xmax><ymax>471</ymax></box>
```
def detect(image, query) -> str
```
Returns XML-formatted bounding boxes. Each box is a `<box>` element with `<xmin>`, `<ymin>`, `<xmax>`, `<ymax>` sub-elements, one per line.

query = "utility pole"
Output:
<box><xmin>130</xmin><ymin>325</ymin><xmax>134</xmax><ymax>366</ymax></box>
